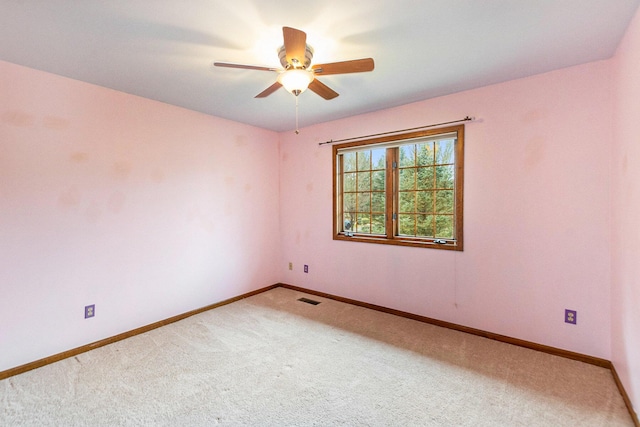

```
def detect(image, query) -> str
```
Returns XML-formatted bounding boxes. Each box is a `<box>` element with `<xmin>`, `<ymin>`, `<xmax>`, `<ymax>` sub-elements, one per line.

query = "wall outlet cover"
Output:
<box><xmin>304</xmin><ymin>265</ymin><xmax>308</xmax><ymax>273</ymax></box>
<box><xmin>85</xmin><ymin>304</ymin><xmax>95</xmax><ymax>319</ymax></box>
<box><xmin>565</xmin><ymin>309</ymin><xmax>576</xmax><ymax>325</ymax></box>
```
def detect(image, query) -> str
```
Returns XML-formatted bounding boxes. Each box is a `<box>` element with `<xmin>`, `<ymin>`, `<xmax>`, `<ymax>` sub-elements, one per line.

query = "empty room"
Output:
<box><xmin>1</xmin><ymin>1</ymin><xmax>639</xmax><ymax>425</ymax></box>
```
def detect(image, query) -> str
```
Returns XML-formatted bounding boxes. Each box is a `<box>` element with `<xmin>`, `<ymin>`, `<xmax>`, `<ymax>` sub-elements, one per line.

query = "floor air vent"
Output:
<box><xmin>298</xmin><ymin>297</ymin><xmax>321</xmax><ymax>305</ymax></box>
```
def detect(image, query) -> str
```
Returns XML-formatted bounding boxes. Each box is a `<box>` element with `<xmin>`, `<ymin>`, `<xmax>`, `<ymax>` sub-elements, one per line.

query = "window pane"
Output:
<box><xmin>343</xmin><ymin>212</ymin><xmax>356</xmax><ymax>230</ymax></box>
<box><xmin>357</xmin><ymin>192</ymin><xmax>371</xmax><ymax>212</ymax></box>
<box><xmin>357</xmin><ymin>151</ymin><xmax>371</xmax><ymax>171</ymax></box>
<box><xmin>371</xmin><ymin>192</ymin><xmax>385</xmax><ymax>212</ymax></box>
<box><xmin>435</xmin><ymin>190</ymin><xmax>454</xmax><ymax>214</ymax></box>
<box><xmin>399</xmin><ymin>145</ymin><xmax>415</xmax><ymax>167</ymax></box>
<box><xmin>399</xmin><ymin>191</ymin><xmax>415</xmax><ymax>213</ymax></box>
<box><xmin>416</xmin><ymin>191</ymin><xmax>433</xmax><ymax>213</ymax></box>
<box><xmin>343</xmin><ymin>152</ymin><xmax>356</xmax><ymax>172</ymax></box>
<box><xmin>356</xmin><ymin>214</ymin><xmax>370</xmax><ymax>233</ymax></box>
<box><xmin>435</xmin><ymin>215</ymin><xmax>454</xmax><ymax>238</ymax></box>
<box><xmin>371</xmin><ymin>149</ymin><xmax>386</xmax><ymax>170</ymax></box>
<box><xmin>416</xmin><ymin>142</ymin><xmax>435</xmax><ymax>166</ymax></box>
<box><xmin>371</xmin><ymin>214</ymin><xmax>385</xmax><ymax>234</ymax></box>
<box><xmin>436</xmin><ymin>165</ymin><xmax>454</xmax><ymax>189</ymax></box>
<box><xmin>371</xmin><ymin>170</ymin><xmax>385</xmax><ymax>191</ymax></box>
<box><xmin>399</xmin><ymin>168</ymin><xmax>416</xmax><ymax>190</ymax></box>
<box><xmin>357</xmin><ymin>171</ymin><xmax>371</xmax><ymax>191</ymax></box>
<box><xmin>436</xmin><ymin>139</ymin><xmax>455</xmax><ymax>164</ymax></box>
<box><xmin>343</xmin><ymin>172</ymin><xmax>356</xmax><ymax>192</ymax></box>
<box><xmin>417</xmin><ymin>214</ymin><xmax>434</xmax><ymax>237</ymax></box>
<box><xmin>416</xmin><ymin>166</ymin><xmax>434</xmax><ymax>190</ymax></box>
<box><xmin>341</xmin><ymin>148</ymin><xmax>386</xmax><ymax>237</ymax></box>
<box><xmin>343</xmin><ymin>193</ymin><xmax>356</xmax><ymax>212</ymax></box>
<box><xmin>398</xmin><ymin>214</ymin><xmax>415</xmax><ymax>236</ymax></box>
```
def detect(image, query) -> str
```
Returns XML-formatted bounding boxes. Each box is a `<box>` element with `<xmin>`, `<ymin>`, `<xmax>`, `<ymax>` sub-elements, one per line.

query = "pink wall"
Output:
<box><xmin>612</xmin><ymin>5</ymin><xmax>640</xmax><ymax>415</ymax></box>
<box><xmin>279</xmin><ymin>60</ymin><xmax>613</xmax><ymax>359</ymax></box>
<box><xmin>0</xmin><ymin>60</ymin><xmax>281</xmax><ymax>371</ymax></box>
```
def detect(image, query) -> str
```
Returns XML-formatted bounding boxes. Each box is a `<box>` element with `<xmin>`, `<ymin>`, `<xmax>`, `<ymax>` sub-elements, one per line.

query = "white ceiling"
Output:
<box><xmin>1</xmin><ymin>1</ymin><xmax>638</xmax><ymax>132</ymax></box>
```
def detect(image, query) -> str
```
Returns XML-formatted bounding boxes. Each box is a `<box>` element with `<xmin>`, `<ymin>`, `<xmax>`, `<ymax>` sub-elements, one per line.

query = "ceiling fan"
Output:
<box><xmin>213</xmin><ymin>27</ymin><xmax>375</xmax><ymax>100</ymax></box>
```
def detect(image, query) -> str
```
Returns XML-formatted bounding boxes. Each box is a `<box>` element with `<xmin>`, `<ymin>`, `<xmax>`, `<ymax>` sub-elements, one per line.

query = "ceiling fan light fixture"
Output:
<box><xmin>278</xmin><ymin>69</ymin><xmax>314</xmax><ymax>96</ymax></box>
<box><xmin>214</xmin><ymin>27</ymin><xmax>373</xmax><ymax>102</ymax></box>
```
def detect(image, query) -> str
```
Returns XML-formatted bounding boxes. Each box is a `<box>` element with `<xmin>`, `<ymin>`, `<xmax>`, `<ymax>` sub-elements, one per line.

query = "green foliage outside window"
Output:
<box><xmin>397</xmin><ymin>139</ymin><xmax>455</xmax><ymax>239</ymax></box>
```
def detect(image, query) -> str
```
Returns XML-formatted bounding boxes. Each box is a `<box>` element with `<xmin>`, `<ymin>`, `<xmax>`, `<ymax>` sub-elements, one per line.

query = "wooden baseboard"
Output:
<box><xmin>610</xmin><ymin>363</ymin><xmax>640</xmax><ymax>426</ymax></box>
<box><xmin>277</xmin><ymin>282</ymin><xmax>638</xmax><ymax>426</ymax></box>
<box><xmin>0</xmin><ymin>284</ymin><xmax>279</xmax><ymax>381</ymax></box>
<box><xmin>278</xmin><ymin>283</ymin><xmax>609</xmax><ymax>366</ymax></box>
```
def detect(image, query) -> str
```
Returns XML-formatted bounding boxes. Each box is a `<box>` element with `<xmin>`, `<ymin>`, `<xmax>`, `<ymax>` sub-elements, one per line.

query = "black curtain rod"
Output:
<box><xmin>318</xmin><ymin>116</ymin><xmax>475</xmax><ymax>146</ymax></box>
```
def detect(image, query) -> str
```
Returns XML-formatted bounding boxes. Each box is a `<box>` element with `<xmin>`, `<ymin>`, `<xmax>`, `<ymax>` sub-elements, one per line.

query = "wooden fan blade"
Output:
<box><xmin>255</xmin><ymin>82</ymin><xmax>283</xmax><ymax>98</ymax></box>
<box><xmin>312</xmin><ymin>58</ymin><xmax>374</xmax><ymax>75</ymax></box>
<box><xmin>214</xmin><ymin>62</ymin><xmax>278</xmax><ymax>72</ymax></box>
<box><xmin>308</xmin><ymin>79</ymin><xmax>339</xmax><ymax>100</ymax></box>
<box><xmin>283</xmin><ymin>27</ymin><xmax>307</xmax><ymax>67</ymax></box>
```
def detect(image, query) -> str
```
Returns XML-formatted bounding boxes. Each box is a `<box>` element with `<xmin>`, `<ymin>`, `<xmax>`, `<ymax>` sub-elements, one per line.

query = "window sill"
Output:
<box><xmin>334</xmin><ymin>233</ymin><xmax>462</xmax><ymax>251</ymax></box>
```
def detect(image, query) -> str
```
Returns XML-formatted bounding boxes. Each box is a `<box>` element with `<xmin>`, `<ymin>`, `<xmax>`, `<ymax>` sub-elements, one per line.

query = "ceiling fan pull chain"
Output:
<box><xmin>295</xmin><ymin>95</ymin><xmax>300</xmax><ymax>135</ymax></box>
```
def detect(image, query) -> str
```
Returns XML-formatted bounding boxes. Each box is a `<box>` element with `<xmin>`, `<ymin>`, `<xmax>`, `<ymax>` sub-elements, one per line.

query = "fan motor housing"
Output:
<box><xmin>278</xmin><ymin>44</ymin><xmax>314</xmax><ymax>69</ymax></box>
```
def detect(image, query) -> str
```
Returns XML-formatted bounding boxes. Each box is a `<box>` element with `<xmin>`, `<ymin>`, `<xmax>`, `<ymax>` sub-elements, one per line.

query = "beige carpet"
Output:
<box><xmin>0</xmin><ymin>287</ymin><xmax>633</xmax><ymax>426</ymax></box>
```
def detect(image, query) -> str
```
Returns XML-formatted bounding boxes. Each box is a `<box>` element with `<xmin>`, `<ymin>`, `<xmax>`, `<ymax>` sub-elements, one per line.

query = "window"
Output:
<box><xmin>333</xmin><ymin>125</ymin><xmax>464</xmax><ymax>250</ymax></box>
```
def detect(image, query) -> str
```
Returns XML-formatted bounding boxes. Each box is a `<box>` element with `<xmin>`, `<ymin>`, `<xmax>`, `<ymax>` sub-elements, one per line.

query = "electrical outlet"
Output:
<box><xmin>288</xmin><ymin>262</ymin><xmax>293</xmax><ymax>271</ymax></box>
<box><xmin>304</xmin><ymin>264</ymin><xmax>309</xmax><ymax>273</ymax></box>
<box><xmin>565</xmin><ymin>309</ymin><xmax>576</xmax><ymax>325</ymax></box>
<box><xmin>85</xmin><ymin>304</ymin><xmax>95</xmax><ymax>319</ymax></box>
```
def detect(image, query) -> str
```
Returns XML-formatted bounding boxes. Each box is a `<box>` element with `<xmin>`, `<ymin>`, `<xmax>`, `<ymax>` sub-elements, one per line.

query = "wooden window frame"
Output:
<box><xmin>333</xmin><ymin>125</ymin><xmax>464</xmax><ymax>251</ymax></box>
